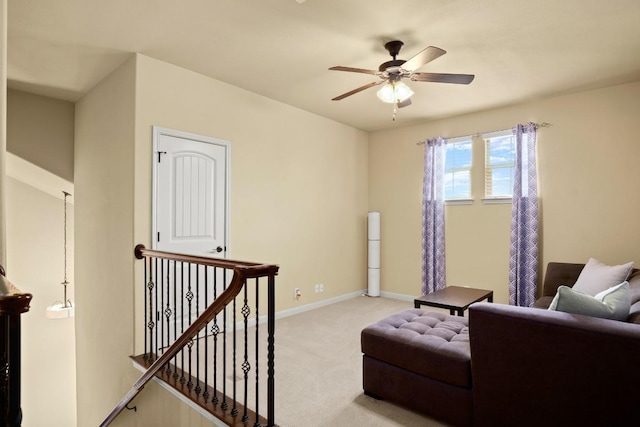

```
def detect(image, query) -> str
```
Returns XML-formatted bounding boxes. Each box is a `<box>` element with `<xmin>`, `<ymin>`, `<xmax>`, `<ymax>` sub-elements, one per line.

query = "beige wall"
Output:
<box><xmin>1</xmin><ymin>0</ymin><xmax>7</xmax><ymax>267</ymax></box>
<box><xmin>74</xmin><ymin>56</ymin><xmax>137</xmax><ymax>426</ymax></box>
<box><xmin>369</xmin><ymin>81</ymin><xmax>640</xmax><ymax>304</ymax></box>
<box><xmin>75</xmin><ymin>53</ymin><xmax>368</xmax><ymax>426</ymax></box>
<box><xmin>6</xmin><ymin>176</ymin><xmax>76</xmax><ymax>427</ymax></box>
<box><xmin>133</xmin><ymin>54</ymin><xmax>369</xmax><ymax>316</ymax></box>
<box><xmin>6</xmin><ymin>88</ymin><xmax>76</xmax><ymax>426</ymax></box>
<box><xmin>7</xmin><ymin>89</ymin><xmax>75</xmax><ymax>182</ymax></box>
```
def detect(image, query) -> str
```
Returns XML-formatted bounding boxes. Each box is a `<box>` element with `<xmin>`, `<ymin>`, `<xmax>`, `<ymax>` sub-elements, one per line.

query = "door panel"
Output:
<box><xmin>154</xmin><ymin>129</ymin><xmax>228</xmax><ymax>257</ymax></box>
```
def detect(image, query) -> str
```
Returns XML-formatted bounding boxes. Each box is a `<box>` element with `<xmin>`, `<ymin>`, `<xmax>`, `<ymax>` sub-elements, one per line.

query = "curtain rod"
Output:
<box><xmin>416</xmin><ymin>122</ymin><xmax>552</xmax><ymax>145</ymax></box>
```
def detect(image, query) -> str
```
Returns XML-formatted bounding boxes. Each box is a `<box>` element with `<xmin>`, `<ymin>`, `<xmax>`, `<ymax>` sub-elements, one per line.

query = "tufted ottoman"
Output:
<box><xmin>361</xmin><ymin>309</ymin><xmax>472</xmax><ymax>426</ymax></box>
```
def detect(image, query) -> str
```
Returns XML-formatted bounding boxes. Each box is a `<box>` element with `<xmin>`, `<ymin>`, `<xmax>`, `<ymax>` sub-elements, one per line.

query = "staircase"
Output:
<box><xmin>101</xmin><ymin>245</ymin><xmax>279</xmax><ymax>426</ymax></box>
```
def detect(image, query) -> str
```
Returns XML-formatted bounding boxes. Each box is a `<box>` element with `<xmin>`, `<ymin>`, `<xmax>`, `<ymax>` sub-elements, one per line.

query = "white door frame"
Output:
<box><xmin>151</xmin><ymin>126</ymin><xmax>231</xmax><ymax>257</ymax></box>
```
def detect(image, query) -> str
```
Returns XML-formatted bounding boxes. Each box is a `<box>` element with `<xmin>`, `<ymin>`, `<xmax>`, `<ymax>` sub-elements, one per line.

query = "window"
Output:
<box><xmin>484</xmin><ymin>131</ymin><xmax>515</xmax><ymax>198</ymax></box>
<box><xmin>444</xmin><ymin>139</ymin><xmax>472</xmax><ymax>200</ymax></box>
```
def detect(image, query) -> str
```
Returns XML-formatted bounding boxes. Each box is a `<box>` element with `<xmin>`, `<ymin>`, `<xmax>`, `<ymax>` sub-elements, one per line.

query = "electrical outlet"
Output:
<box><xmin>319</xmin><ymin>284</ymin><xmax>324</xmax><ymax>293</ymax></box>
<box><xmin>314</xmin><ymin>284</ymin><xmax>320</xmax><ymax>293</ymax></box>
<box><xmin>294</xmin><ymin>288</ymin><xmax>301</xmax><ymax>300</ymax></box>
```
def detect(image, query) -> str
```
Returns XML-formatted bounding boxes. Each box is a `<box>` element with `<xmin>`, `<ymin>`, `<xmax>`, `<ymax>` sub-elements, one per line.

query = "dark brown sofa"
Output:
<box><xmin>362</xmin><ymin>262</ymin><xmax>640</xmax><ymax>426</ymax></box>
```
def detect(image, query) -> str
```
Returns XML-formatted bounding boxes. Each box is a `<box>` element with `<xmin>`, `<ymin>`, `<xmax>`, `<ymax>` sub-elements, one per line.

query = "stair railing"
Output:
<box><xmin>0</xmin><ymin>265</ymin><xmax>33</xmax><ymax>427</ymax></box>
<box><xmin>101</xmin><ymin>245</ymin><xmax>279</xmax><ymax>427</ymax></box>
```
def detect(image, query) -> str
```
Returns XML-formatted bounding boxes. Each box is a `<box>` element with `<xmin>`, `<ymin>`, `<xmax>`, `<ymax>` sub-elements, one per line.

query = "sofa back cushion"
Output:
<box><xmin>541</xmin><ymin>262</ymin><xmax>585</xmax><ymax>297</ymax></box>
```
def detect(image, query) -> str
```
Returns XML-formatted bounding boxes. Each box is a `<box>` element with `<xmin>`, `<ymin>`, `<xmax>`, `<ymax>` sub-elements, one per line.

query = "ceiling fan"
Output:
<box><xmin>329</xmin><ymin>40</ymin><xmax>475</xmax><ymax>108</ymax></box>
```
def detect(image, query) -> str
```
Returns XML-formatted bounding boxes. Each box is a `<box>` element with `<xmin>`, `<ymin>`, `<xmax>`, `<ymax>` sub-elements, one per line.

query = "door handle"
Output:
<box><xmin>214</xmin><ymin>246</ymin><xmax>223</xmax><ymax>253</ymax></box>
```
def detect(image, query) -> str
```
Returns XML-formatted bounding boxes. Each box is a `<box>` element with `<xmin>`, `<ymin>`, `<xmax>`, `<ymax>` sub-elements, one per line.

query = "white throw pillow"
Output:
<box><xmin>548</xmin><ymin>281</ymin><xmax>631</xmax><ymax>321</ymax></box>
<box><xmin>572</xmin><ymin>258</ymin><xmax>634</xmax><ymax>296</ymax></box>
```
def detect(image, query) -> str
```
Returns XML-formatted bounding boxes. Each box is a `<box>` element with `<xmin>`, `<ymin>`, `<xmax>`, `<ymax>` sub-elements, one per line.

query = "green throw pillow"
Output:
<box><xmin>548</xmin><ymin>281</ymin><xmax>630</xmax><ymax>321</ymax></box>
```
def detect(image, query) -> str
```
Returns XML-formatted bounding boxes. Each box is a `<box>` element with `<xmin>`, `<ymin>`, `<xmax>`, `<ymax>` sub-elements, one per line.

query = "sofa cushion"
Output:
<box><xmin>361</xmin><ymin>309</ymin><xmax>471</xmax><ymax>388</ymax></box>
<box><xmin>627</xmin><ymin>301</ymin><xmax>640</xmax><ymax>324</ymax></box>
<box><xmin>549</xmin><ymin>282</ymin><xmax>631</xmax><ymax>321</ymax></box>
<box><xmin>532</xmin><ymin>296</ymin><xmax>554</xmax><ymax>309</ymax></box>
<box><xmin>572</xmin><ymin>258</ymin><xmax>634</xmax><ymax>296</ymax></box>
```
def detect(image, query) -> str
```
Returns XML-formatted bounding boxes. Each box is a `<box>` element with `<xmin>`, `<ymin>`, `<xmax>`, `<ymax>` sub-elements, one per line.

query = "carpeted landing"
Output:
<box><xmin>271</xmin><ymin>296</ymin><xmax>448</xmax><ymax>427</ymax></box>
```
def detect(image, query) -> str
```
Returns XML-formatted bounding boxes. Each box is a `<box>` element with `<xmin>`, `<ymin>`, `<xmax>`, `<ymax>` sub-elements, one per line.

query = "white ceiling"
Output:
<box><xmin>7</xmin><ymin>0</ymin><xmax>640</xmax><ymax>132</ymax></box>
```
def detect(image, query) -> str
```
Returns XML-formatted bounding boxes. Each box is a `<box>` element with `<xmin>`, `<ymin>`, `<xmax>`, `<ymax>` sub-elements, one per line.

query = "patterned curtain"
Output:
<box><xmin>509</xmin><ymin>123</ymin><xmax>539</xmax><ymax>306</ymax></box>
<box><xmin>421</xmin><ymin>137</ymin><xmax>447</xmax><ymax>295</ymax></box>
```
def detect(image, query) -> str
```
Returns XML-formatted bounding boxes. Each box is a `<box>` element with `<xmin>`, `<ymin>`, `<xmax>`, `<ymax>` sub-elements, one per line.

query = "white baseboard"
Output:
<box><xmin>233</xmin><ymin>289</ymin><xmax>416</xmax><ymax>330</ymax></box>
<box><xmin>235</xmin><ymin>289</ymin><xmax>367</xmax><ymax>329</ymax></box>
<box><xmin>379</xmin><ymin>291</ymin><xmax>416</xmax><ymax>302</ymax></box>
<box><xmin>275</xmin><ymin>289</ymin><xmax>367</xmax><ymax>320</ymax></box>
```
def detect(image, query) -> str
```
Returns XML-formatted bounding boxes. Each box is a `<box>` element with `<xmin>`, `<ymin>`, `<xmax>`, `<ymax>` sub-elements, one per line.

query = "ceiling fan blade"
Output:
<box><xmin>397</xmin><ymin>98</ymin><xmax>412</xmax><ymax>108</ymax></box>
<box><xmin>329</xmin><ymin>66</ymin><xmax>381</xmax><ymax>75</ymax></box>
<box><xmin>402</xmin><ymin>46</ymin><xmax>446</xmax><ymax>71</ymax></box>
<box><xmin>411</xmin><ymin>72</ymin><xmax>475</xmax><ymax>84</ymax></box>
<box><xmin>331</xmin><ymin>81</ymin><xmax>385</xmax><ymax>101</ymax></box>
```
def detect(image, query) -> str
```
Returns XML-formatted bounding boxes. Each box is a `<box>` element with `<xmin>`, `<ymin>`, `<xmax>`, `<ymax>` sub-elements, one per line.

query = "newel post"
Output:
<box><xmin>0</xmin><ymin>266</ymin><xmax>33</xmax><ymax>427</ymax></box>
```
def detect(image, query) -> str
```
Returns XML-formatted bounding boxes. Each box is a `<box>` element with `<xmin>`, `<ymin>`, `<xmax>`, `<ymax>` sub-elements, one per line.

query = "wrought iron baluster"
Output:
<box><xmin>155</xmin><ymin>257</ymin><xmax>159</xmax><ymax>359</ymax></box>
<box><xmin>254</xmin><ymin>276</ymin><xmax>260</xmax><ymax>427</ymax></box>
<box><xmin>241</xmin><ymin>280</ymin><xmax>252</xmax><ymax>422</ymax></box>
<box><xmin>187</xmin><ymin>262</ymin><xmax>194</xmax><ymax>389</ymax></box>
<box><xmin>173</xmin><ymin>260</ymin><xmax>179</xmax><ymax>379</ymax></box>
<box><xmin>267</xmin><ymin>274</ymin><xmax>276</xmax><ymax>427</ymax></box>
<box><xmin>160</xmin><ymin>259</ymin><xmax>164</xmax><ymax>354</ymax></box>
<box><xmin>222</xmin><ymin>268</ymin><xmax>228</xmax><ymax>411</ymax></box>
<box><xmin>165</xmin><ymin>260</ymin><xmax>172</xmax><ymax>374</ymax></box>
<box><xmin>212</xmin><ymin>266</ymin><xmax>219</xmax><ymax>405</ymax></box>
<box><xmin>195</xmin><ymin>264</ymin><xmax>201</xmax><ymax>394</ymax></box>
<box><xmin>187</xmin><ymin>337</ymin><xmax>194</xmax><ymax>389</ymax></box>
<box><xmin>147</xmin><ymin>258</ymin><xmax>156</xmax><ymax>362</ymax></box>
<box><xmin>231</xmin><ymin>293</ymin><xmax>238</xmax><ymax>416</ymax></box>
<box><xmin>143</xmin><ymin>257</ymin><xmax>148</xmax><ymax>360</ymax></box>
<box><xmin>180</xmin><ymin>262</ymin><xmax>186</xmax><ymax>384</ymax></box>
<box><xmin>203</xmin><ymin>266</ymin><xmax>210</xmax><ymax>401</ymax></box>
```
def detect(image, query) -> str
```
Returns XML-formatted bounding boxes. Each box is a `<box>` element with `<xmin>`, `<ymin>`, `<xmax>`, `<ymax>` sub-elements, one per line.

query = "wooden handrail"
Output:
<box><xmin>134</xmin><ymin>244</ymin><xmax>278</xmax><ymax>274</ymax></box>
<box><xmin>101</xmin><ymin>247</ymin><xmax>279</xmax><ymax>427</ymax></box>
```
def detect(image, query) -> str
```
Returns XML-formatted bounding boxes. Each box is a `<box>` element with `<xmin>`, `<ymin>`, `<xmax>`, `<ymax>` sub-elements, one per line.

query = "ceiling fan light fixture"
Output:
<box><xmin>376</xmin><ymin>81</ymin><xmax>414</xmax><ymax>104</ymax></box>
<box><xmin>394</xmin><ymin>81</ymin><xmax>414</xmax><ymax>102</ymax></box>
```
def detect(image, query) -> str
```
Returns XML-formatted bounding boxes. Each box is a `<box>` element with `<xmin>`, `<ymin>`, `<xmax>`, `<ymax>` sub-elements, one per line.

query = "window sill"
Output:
<box><xmin>482</xmin><ymin>197</ymin><xmax>512</xmax><ymax>205</ymax></box>
<box><xmin>445</xmin><ymin>199</ymin><xmax>474</xmax><ymax>206</ymax></box>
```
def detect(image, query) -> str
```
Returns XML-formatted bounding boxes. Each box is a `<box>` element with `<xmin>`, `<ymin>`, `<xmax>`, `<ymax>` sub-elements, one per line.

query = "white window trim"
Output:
<box><xmin>446</xmin><ymin>198</ymin><xmax>474</xmax><ymax>206</ymax></box>
<box><xmin>482</xmin><ymin>197</ymin><xmax>512</xmax><ymax>205</ymax></box>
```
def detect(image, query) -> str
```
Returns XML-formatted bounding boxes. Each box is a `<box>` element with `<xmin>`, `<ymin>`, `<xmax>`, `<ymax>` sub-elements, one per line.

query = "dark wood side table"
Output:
<box><xmin>414</xmin><ymin>286</ymin><xmax>493</xmax><ymax>316</ymax></box>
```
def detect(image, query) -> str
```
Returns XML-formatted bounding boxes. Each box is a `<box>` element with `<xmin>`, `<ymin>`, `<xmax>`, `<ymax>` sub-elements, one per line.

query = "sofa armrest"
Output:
<box><xmin>469</xmin><ymin>302</ymin><xmax>640</xmax><ymax>426</ymax></box>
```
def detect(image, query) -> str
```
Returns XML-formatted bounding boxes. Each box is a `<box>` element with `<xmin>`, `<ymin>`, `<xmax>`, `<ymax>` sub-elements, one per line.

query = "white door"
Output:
<box><xmin>153</xmin><ymin>127</ymin><xmax>229</xmax><ymax>257</ymax></box>
<box><xmin>152</xmin><ymin>127</ymin><xmax>230</xmax><ymax>345</ymax></box>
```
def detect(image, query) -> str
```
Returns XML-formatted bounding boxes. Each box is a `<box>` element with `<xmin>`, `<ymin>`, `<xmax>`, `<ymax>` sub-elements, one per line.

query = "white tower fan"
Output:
<box><xmin>367</xmin><ymin>212</ymin><xmax>381</xmax><ymax>297</ymax></box>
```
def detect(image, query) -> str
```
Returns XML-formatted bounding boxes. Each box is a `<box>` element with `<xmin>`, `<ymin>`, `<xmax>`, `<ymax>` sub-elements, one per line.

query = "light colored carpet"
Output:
<box><xmin>271</xmin><ymin>296</ymin><xmax>449</xmax><ymax>427</ymax></box>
